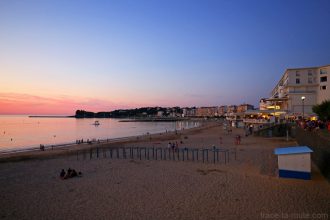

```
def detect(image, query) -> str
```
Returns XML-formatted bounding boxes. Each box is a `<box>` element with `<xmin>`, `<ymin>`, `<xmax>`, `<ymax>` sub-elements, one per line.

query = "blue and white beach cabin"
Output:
<box><xmin>274</xmin><ymin>146</ymin><xmax>313</xmax><ymax>180</ymax></box>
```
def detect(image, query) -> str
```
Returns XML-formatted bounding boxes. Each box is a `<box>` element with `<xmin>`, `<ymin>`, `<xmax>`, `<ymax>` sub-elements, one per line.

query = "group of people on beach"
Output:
<box><xmin>168</xmin><ymin>141</ymin><xmax>181</xmax><ymax>151</ymax></box>
<box><xmin>60</xmin><ymin>168</ymin><xmax>82</xmax><ymax>180</ymax></box>
<box><xmin>76</xmin><ymin>138</ymin><xmax>103</xmax><ymax>145</ymax></box>
<box><xmin>298</xmin><ymin>119</ymin><xmax>330</xmax><ymax>132</ymax></box>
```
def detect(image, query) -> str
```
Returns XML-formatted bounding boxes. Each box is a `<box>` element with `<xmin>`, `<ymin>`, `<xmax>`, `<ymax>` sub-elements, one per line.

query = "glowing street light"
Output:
<box><xmin>301</xmin><ymin>96</ymin><xmax>306</xmax><ymax>119</ymax></box>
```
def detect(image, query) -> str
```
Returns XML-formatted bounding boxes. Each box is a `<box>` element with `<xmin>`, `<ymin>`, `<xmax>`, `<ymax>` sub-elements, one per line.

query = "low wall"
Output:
<box><xmin>295</xmin><ymin>127</ymin><xmax>330</xmax><ymax>181</ymax></box>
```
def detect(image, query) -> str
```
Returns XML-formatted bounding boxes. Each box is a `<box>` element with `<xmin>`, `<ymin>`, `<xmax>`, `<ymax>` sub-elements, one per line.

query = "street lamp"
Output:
<box><xmin>301</xmin><ymin>96</ymin><xmax>305</xmax><ymax>119</ymax></box>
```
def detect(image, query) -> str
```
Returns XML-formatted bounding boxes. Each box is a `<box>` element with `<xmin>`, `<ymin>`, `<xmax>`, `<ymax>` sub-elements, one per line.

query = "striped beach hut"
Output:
<box><xmin>274</xmin><ymin>146</ymin><xmax>313</xmax><ymax>180</ymax></box>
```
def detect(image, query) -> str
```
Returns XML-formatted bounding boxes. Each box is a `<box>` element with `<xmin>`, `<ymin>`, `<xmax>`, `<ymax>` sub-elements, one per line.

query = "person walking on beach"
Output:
<box><xmin>235</xmin><ymin>135</ymin><xmax>241</xmax><ymax>145</ymax></box>
<box><xmin>249</xmin><ymin>125</ymin><xmax>253</xmax><ymax>135</ymax></box>
<box><xmin>175</xmin><ymin>142</ymin><xmax>179</xmax><ymax>151</ymax></box>
<box><xmin>60</xmin><ymin>169</ymin><xmax>66</xmax><ymax>179</ymax></box>
<box><xmin>171</xmin><ymin>142</ymin><xmax>175</xmax><ymax>151</ymax></box>
<box><xmin>245</xmin><ymin>125</ymin><xmax>249</xmax><ymax>136</ymax></box>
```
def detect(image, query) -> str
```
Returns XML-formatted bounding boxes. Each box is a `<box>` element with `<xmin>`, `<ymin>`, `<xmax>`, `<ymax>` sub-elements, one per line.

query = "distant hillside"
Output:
<box><xmin>74</xmin><ymin>107</ymin><xmax>182</xmax><ymax>118</ymax></box>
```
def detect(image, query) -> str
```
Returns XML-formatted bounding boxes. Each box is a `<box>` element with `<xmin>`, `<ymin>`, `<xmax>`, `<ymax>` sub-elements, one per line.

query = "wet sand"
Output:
<box><xmin>0</xmin><ymin>123</ymin><xmax>329</xmax><ymax>220</ymax></box>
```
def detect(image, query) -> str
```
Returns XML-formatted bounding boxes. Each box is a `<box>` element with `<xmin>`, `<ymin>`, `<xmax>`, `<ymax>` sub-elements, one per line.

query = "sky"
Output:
<box><xmin>1</xmin><ymin>0</ymin><xmax>330</xmax><ymax>115</ymax></box>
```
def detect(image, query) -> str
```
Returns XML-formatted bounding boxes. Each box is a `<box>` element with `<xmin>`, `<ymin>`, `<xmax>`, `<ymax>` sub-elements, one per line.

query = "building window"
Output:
<box><xmin>320</xmin><ymin>76</ymin><xmax>327</xmax><ymax>82</ymax></box>
<box><xmin>296</xmin><ymin>78</ymin><xmax>300</xmax><ymax>84</ymax></box>
<box><xmin>320</xmin><ymin>69</ymin><xmax>327</xmax><ymax>75</ymax></box>
<box><xmin>320</xmin><ymin>85</ymin><xmax>327</xmax><ymax>90</ymax></box>
<box><xmin>308</xmin><ymin>70</ymin><xmax>313</xmax><ymax>76</ymax></box>
<box><xmin>308</xmin><ymin>77</ymin><xmax>313</xmax><ymax>84</ymax></box>
<box><xmin>296</xmin><ymin>71</ymin><xmax>300</xmax><ymax>77</ymax></box>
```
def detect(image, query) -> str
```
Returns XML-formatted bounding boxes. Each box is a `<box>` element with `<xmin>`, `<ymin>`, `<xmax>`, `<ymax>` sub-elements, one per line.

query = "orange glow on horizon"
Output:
<box><xmin>0</xmin><ymin>92</ymin><xmax>140</xmax><ymax>115</ymax></box>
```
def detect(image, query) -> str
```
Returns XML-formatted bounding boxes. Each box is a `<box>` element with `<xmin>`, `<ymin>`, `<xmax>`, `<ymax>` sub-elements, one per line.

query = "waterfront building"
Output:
<box><xmin>264</xmin><ymin>64</ymin><xmax>330</xmax><ymax>118</ymax></box>
<box><xmin>196</xmin><ymin>107</ymin><xmax>218</xmax><ymax>117</ymax></box>
<box><xmin>157</xmin><ymin>111</ymin><xmax>164</xmax><ymax>117</ymax></box>
<box><xmin>237</xmin><ymin>104</ymin><xmax>254</xmax><ymax>113</ymax></box>
<box><xmin>227</xmin><ymin>105</ymin><xmax>237</xmax><ymax>113</ymax></box>
<box><xmin>218</xmin><ymin>106</ymin><xmax>228</xmax><ymax>116</ymax></box>
<box><xmin>182</xmin><ymin>107</ymin><xmax>197</xmax><ymax>117</ymax></box>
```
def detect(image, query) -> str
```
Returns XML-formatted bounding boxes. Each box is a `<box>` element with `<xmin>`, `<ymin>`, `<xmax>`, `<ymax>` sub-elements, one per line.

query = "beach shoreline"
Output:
<box><xmin>0</xmin><ymin>122</ymin><xmax>329</xmax><ymax>220</ymax></box>
<box><xmin>0</xmin><ymin>121</ymin><xmax>219</xmax><ymax>162</ymax></box>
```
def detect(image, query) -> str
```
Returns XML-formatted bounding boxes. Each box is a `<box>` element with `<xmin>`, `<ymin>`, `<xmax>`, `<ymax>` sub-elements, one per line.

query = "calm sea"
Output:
<box><xmin>0</xmin><ymin>115</ymin><xmax>200</xmax><ymax>153</ymax></box>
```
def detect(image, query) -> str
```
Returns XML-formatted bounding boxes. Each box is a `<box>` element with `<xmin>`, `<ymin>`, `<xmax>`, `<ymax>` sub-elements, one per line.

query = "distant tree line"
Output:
<box><xmin>75</xmin><ymin>107</ymin><xmax>183</xmax><ymax>118</ymax></box>
<box><xmin>75</xmin><ymin>110</ymin><xmax>111</xmax><ymax>118</ymax></box>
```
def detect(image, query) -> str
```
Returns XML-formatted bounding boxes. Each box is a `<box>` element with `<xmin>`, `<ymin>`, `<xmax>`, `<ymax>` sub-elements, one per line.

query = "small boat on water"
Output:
<box><xmin>92</xmin><ymin>120</ymin><xmax>100</xmax><ymax>126</ymax></box>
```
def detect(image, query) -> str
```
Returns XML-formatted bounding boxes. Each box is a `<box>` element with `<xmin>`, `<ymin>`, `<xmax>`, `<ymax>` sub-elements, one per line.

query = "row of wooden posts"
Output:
<box><xmin>76</xmin><ymin>146</ymin><xmax>236</xmax><ymax>164</ymax></box>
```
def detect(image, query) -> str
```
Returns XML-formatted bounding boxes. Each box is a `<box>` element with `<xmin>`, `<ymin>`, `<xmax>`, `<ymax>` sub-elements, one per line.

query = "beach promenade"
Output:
<box><xmin>0</xmin><ymin>123</ymin><xmax>329</xmax><ymax>220</ymax></box>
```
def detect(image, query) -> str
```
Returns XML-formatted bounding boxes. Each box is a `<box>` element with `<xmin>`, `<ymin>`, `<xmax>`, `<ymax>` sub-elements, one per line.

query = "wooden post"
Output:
<box><xmin>206</xmin><ymin>150</ymin><xmax>209</xmax><ymax>162</ymax></box>
<box><xmin>90</xmin><ymin>148</ymin><xmax>92</xmax><ymax>159</ymax></box>
<box><xmin>213</xmin><ymin>146</ymin><xmax>216</xmax><ymax>164</ymax></box>
<box><xmin>96</xmin><ymin>148</ymin><xmax>99</xmax><ymax>158</ymax></box>
<box><xmin>202</xmin><ymin>149</ymin><xmax>205</xmax><ymax>163</ymax></box>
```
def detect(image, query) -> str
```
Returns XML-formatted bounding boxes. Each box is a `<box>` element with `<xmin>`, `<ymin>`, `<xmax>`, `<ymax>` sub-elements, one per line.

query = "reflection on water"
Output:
<box><xmin>0</xmin><ymin>115</ymin><xmax>200</xmax><ymax>152</ymax></box>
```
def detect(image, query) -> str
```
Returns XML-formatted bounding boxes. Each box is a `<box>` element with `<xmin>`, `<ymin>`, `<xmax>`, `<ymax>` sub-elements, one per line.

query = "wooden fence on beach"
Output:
<box><xmin>76</xmin><ymin>146</ymin><xmax>236</xmax><ymax>164</ymax></box>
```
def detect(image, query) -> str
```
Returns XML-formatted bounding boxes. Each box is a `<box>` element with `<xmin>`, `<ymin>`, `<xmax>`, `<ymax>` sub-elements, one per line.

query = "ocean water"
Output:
<box><xmin>0</xmin><ymin>115</ymin><xmax>200</xmax><ymax>153</ymax></box>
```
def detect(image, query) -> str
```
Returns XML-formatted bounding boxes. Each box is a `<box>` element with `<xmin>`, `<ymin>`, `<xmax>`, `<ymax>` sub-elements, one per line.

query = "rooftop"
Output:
<box><xmin>286</xmin><ymin>64</ymin><xmax>330</xmax><ymax>71</ymax></box>
<box><xmin>274</xmin><ymin>146</ymin><xmax>313</xmax><ymax>155</ymax></box>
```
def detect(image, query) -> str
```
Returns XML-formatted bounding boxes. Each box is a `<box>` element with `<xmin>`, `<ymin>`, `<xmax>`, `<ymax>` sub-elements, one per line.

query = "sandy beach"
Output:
<box><xmin>0</xmin><ymin>122</ymin><xmax>329</xmax><ymax>220</ymax></box>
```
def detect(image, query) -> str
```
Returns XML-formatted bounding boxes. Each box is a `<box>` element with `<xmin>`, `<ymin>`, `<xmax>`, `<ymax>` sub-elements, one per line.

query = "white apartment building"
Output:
<box><xmin>266</xmin><ymin>64</ymin><xmax>330</xmax><ymax>117</ymax></box>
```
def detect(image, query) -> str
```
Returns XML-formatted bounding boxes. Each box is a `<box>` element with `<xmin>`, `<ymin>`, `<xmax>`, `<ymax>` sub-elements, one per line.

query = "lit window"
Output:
<box><xmin>296</xmin><ymin>78</ymin><xmax>300</xmax><ymax>84</ymax></box>
<box><xmin>320</xmin><ymin>76</ymin><xmax>327</xmax><ymax>82</ymax></box>
<box><xmin>320</xmin><ymin>85</ymin><xmax>327</xmax><ymax>90</ymax></box>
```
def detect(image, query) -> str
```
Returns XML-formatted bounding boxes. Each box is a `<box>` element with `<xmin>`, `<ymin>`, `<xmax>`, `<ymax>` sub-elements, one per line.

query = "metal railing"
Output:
<box><xmin>76</xmin><ymin>146</ymin><xmax>236</xmax><ymax>164</ymax></box>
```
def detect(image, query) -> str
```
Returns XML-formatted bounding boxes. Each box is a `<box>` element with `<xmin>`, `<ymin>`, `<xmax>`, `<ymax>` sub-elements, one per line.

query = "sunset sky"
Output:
<box><xmin>1</xmin><ymin>0</ymin><xmax>330</xmax><ymax>115</ymax></box>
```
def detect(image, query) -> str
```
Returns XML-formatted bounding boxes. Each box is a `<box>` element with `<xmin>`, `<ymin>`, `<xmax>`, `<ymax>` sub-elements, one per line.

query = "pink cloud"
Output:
<box><xmin>0</xmin><ymin>92</ymin><xmax>138</xmax><ymax>115</ymax></box>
